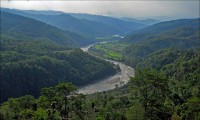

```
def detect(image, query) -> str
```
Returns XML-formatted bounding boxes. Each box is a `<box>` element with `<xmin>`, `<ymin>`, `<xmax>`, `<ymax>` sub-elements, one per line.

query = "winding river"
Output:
<box><xmin>78</xmin><ymin>42</ymin><xmax>135</xmax><ymax>94</ymax></box>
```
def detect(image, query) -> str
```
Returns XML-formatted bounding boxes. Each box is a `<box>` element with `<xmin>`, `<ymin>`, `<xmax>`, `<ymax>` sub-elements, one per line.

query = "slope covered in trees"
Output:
<box><xmin>122</xmin><ymin>18</ymin><xmax>199</xmax><ymax>44</ymax></box>
<box><xmin>0</xmin><ymin>8</ymin><xmax>199</xmax><ymax>120</ymax></box>
<box><xmin>1</xmin><ymin>56</ymin><xmax>199</xmax><ymax>119</ymax></box>
<box><xmin>2</xmin><ymin>8</ymin><xmax>146</xmax><ymax>37</ymax></box>
<box><xmin>0</xmin><ymin>12</ymin><xmax>119</xmax><ymax>103</ymax></box>
<box><xmin>69</xmin><ymin>13</ymin><xmax>146</xmax><ymax>34</ymax></box>
<box><xmin>123</xmin><ymin>25</ymin><xmax>199</xmax><ymax>67</ymax></box>
<box><xmin>89</xmin><ymin>18</ymin><xmax>199</xmax><ymax>68</ymax></box>
<box><xmin>84</xmin><ymin>18</ymin><xmax>200</xmax><ymax>119</ymax></box>
<box><xmin>1</xmin><ymin>11</ymin><xmax>95</xmax><ymax>47</ymax></box>
<box><xmin>23</xmin><ymin>13</ymin><xmax>120</xmax><ymax>37</ymax></box>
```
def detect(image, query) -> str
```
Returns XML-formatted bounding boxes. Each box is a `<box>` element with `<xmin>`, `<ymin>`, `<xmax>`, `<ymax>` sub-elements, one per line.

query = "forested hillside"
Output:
<box><xmin>90</xmin><ymin>18</ymin><xmax>199</xmax><ymax>67</ymax></box>
<box><xmin>123</xmin><ymin>25</ymin><xmax>199</xmax><ymax>67</ymax></box>
<box><xmin>69</xmin><ymin>13</ymin><xmax>146</xmax><ymax>34</ymax></box>
<box><xmin>89</xmin><ymin>23</ymin><xmax>199</xmax><ymax>67</ymax></box>
<box><xmin>1</xmin><ymin>49</ymin><xmax>199</xmax><ymax>119</ymax></box>
<box><xmin>0</xmin><ymin>7</ymin><xmax>199</xmax><ymax>120</ymax></box>
<box><xmin>23</xmin><ymin>14</ymin><xmax>120</xmax><ymax>37</ymax></box>
<box><xmin>1</xmin><ymin>8</ymin><xmax>146</xmax><ymax>37</ymax></box>
<box><xmin>85</xmin><ymin>18</ymin><xmax>200</xmax><ymax>119</ymax></box>
<box><xmin>136</xmin><ymin>48</ymin><xmax>200</xmax><ymax>98</ymax></box>
<box><xmin>1</xmin><ymin>11</ymin><xmax>95</xmax><ymax>47</ymax></box>
<box><xmin>122</xmin><ymin>18</ymin><xmax>199</xmax><ymax>44</ymax></box>
<box><xmin>0</xmin><ymin>12</ymin><xmax>119</xmax><ymax>103</ymax></box>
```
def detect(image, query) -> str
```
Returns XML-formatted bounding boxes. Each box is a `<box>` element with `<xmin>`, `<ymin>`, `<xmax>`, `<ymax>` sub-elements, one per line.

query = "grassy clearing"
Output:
<box><xmin>89</xmin><ymin>41</ymin><xmax>129</xmax><ymax>61</ymax></box>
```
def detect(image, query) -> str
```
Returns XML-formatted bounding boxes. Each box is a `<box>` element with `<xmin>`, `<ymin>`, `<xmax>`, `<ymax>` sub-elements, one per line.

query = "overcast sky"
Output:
<box><xmin>1</xmin><ymin>1</ymin><xmax>199</xmax><ymax>20</ymax></box>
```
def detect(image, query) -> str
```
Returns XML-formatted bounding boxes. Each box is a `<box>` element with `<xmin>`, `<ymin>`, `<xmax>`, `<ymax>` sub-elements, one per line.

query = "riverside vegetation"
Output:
<box><xmin>0</xmin><ymin>11</ymin><xmax>119</xmax><ymax>103</ymax></box>
<box><xmin>85</xmin><ymin>18</ymin><xmax>200</xmax><ymax>119</ymax></box>
<box><xmin>0</xmin><ymin>9</ymin><xmax>200</xmax><ymax>120</ymax></box>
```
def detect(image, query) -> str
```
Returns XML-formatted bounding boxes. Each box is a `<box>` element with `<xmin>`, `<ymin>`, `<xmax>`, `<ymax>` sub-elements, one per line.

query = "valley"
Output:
<box><xmin>79</xmin><ymin>43</ymin><xmax>134</xmax><ymax>94</ymax></box>
<box><xmin>0</xmin><ymin>11</ymin><xmax>120</xmax><ymax>103</ymax></box>
<box><xmin>0</xmin><ymin>5</ymin><xmax>199</xmax><ymax>120</ymax></box>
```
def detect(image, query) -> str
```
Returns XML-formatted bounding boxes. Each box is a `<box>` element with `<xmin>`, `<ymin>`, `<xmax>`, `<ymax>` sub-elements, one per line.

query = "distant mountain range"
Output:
<box><xmin>120</xmin><ymin>17</ymin><xmax>159</xmax><ymax>25</ymax></box>
<box><xmin>1</xmin><ymin>8</ymin><xmax>156</xmax><ymax>37</ymax></box>
<box><xmin>69</xmin><ymin>13</ymin><xmax>147</xmax><ymax>34</ymax></box>
<box><xmin>1</xmin><ymin>11</ymin><xmax>95</xmax><ymax>47</ymax></box>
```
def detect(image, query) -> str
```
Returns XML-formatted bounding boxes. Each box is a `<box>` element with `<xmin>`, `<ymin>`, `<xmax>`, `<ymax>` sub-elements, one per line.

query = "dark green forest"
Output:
<box><xmin>89</xmin><ymin>18</ymin><xmax>199</xmax><ymax>67</ymax></box>
<box><xmin>123</xmin><ymin>26</ymin><xmax>199</xmax><ymax>67</ymax></box>
<box><xmin>0</xmin><ymin>9</ymin><xmax>200</xmax><ymax>120</ymax></box>
<box><xmin>0</xmin><ymin>12</ymin><xmax>119</xmax><ymax>103</ymax></box>
<box><xmin>1</xmin><ymin>11</ymin><xmax>95</xmax><ymax>47</ymax></box>
<box><xmin>1</xmin><ymin>55</ymin><xmax>199</xmax><ymax>119</ymax></box>
<box><xmin>2</xmin><ymin>8</ymin><xmax>146</xmax><ymax>37</ymax></box>
<box><xmin>85</xmin><ymin>18</ymin><xmax>200</xmax><ymax>119</ymax></box>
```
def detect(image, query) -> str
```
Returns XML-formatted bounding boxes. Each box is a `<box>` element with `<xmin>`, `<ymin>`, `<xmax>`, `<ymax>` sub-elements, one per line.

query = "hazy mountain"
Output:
<box><xmin>122</xmin><ymin>18</ymin><xmax>200</xmax><ymax>44</ymax></box>
<box><xmin>1</xmin><ymin>8</ymin><xmax>119</xmax><ymax>37</ymax></box>
<box><xmin>69</xmin><ymin>13</ymin><xmax>146</xmax><ymax>34</ymax></box>
<box><xmin>28</xmin><ymin>14</ymin><xmax>121</xmax><ymax>37</ymax></box>
<box><xmin>1</xmin><ymin>8</ymin><xmax>146</xmax><ymax>37</ymax></box>
<box><xmin>1</xmin><ymin>11</ymin><xmax>95</xmax><ymax>47</ymax></box>
<box><xmin>120</xmin><ymin>17</ymin><xmax>159</xmax><ymax>25</ymax></box>
<box><xmin>14</xmin><ymin>9</ymin><xmax>65</xmax><ymax>15</ymax></box>
<box><xmin>134</xmin><ymin>18</ymin><xmax>199</xmax><ymax>34</ymax></box>
<box><xmin>1</xmin><ymin>8</ymin><xmax>65</xmax><ymax>15</ymax></box>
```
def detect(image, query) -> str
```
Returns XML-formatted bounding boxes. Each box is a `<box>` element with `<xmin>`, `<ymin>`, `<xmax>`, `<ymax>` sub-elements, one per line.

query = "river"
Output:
<box><xmin>78</xmin><ymin>42</ymin><xmax>134</xmax><ymax>94</ymax></box>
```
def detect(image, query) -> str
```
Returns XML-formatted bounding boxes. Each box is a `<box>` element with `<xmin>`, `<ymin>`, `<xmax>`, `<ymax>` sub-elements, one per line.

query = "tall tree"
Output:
<box><xmin>130</xmin><ymin>69</ymin><xmax>172</xmax><ymax>120</ymax></box>
<box><xmin>55</xmin><ymin>82</ymin><xmax>77</xmax><ymax>118</ymax></box>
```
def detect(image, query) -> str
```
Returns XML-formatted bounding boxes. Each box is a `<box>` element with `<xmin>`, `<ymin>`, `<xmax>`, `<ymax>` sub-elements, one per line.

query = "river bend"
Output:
<box><xmin>78</xmin><ymin>43</ymin><xmax>134</xmax><ymax>94</ymax></box>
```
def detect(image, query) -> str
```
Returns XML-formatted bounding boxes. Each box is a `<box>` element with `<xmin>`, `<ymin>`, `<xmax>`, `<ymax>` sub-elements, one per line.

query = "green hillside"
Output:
<box><xmin>1</xmin><ymin>48</ymin><xmax>199</xmax><ymax>119</ymax></box>
<box><xmin>69</xmin><ymin>13</ymin><xmax>146</xmax><ymax>34</ymax></box>
<box><xmin>0</xmin><ymin>8</ymin><xmax>200</xmax><ymax>120</ymax></box>
<box><xmin>1</xmin><ymin>11</ymin><xmax>95</xmax><ymax>47</ymax></box>
<box><xmin>123</xmin><ymin>26</ymin><xmax>199</xmax><ymax>67</ymax></box>
<box><xmin>122</xmin><ymin>18</ymin><xmax>199</xmax><ymax>44</ymax></box>
<box><xmin>85</xmin><ymin>18</ymin><xmax>200</xmax><ymax>119</ymax></box>
<box><xmin>0</xmin><ymin>12</ymin><xmax>119</xmax><ymax>103</ymax></box>
<box><xmin>1</xmin><ymin>8</ymin><xmax>146</xmax><ymax>37</ymax></box>
<box><xmin>89</xmin><ymin>20</ymin><xmax>199</xmax><ymax>67</ymax></box>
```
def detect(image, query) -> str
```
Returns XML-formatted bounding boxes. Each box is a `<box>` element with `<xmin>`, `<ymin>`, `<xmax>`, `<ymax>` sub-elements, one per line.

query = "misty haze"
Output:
<box><xmin>0</xmin><ymin>1</ymin><xmax>199</xmax><ymax>120</ymax></box>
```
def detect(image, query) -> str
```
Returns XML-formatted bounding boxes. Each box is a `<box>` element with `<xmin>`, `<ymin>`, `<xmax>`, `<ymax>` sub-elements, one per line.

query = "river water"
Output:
<box><xmin>78</xmin><ymin>43</ymin><xmax>134</xmax><ymax>94</ymax></box>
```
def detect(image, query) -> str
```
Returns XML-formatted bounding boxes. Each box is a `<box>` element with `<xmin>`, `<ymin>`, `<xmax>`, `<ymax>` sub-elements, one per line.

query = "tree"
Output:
<box><xmin>126</xmin><ymin>101</ymin><xmax>145</xmax><ymax>120</ymax></box>
<box><xmin>130</xmin><ymin>69</ymin><xmax>172</xmax><ymax>120</ymax></box>
<box><xmin>55</xmin><ymin>82</ymin><xmax>77</xmax><ymax>118</ymax></box>
<box><xmin>71</xmin><ymin>93</ymin><xmax>86</xmax><ymax>119</ymax></box>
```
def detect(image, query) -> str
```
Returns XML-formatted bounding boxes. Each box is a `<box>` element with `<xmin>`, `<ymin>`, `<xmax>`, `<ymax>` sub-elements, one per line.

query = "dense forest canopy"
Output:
<box><xmin>89</xmin><ymin>18</ymin><xmax>199</xmax><ymax>67</ymax></box>
<box><xmin>121</xmin><ymin>18</ymin><xmax>199</xmax><ymax>44</ymax></box>
<box><xmin>0</xmin><ymin>11</ymin><xmax>119</xmax><ymax>103</ymax></box>
<box><xmin>1</xmin><ymin>8</ymin><xmax>146</xmax><ymax>37</ymax></box>
<box><xmin>0</xmin><ymin>8</ymin><xmax>200</xmax><ymax>120</ymax></box>
<box><xmin>1</xmin><ymin>11</ymin><xmax>95</xmax><ymax>47</ymax></box>
<box><xmin>86</xmin><ymin>18</ymin><xmax>200</xmax><ymax>119</ymax></box>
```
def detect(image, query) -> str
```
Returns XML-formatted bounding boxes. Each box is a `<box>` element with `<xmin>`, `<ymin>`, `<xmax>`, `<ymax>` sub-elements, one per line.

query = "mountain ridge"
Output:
<box><xmin>1</xmin><ymin>8</ymin><xmax>147</xmax><ymax>37</ymax></box>
<box><xmin>1</xmin><ymin>11</ymin><xmax>95</xmax><ymax>47</ymax></box>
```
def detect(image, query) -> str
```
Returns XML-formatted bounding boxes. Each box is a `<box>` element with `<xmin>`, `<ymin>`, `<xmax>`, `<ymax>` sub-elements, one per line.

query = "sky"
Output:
<box><xmin>1</xmin><ymin>0</ymin><xmax>199</xmax><ymax>20</ymax></box>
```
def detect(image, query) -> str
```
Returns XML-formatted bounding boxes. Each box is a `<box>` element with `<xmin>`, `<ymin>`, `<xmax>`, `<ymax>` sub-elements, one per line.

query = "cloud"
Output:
<box><xmin>1</xmin><ymin>1</ymin><xmax>199</xmax><ymax>20</ymax></box>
